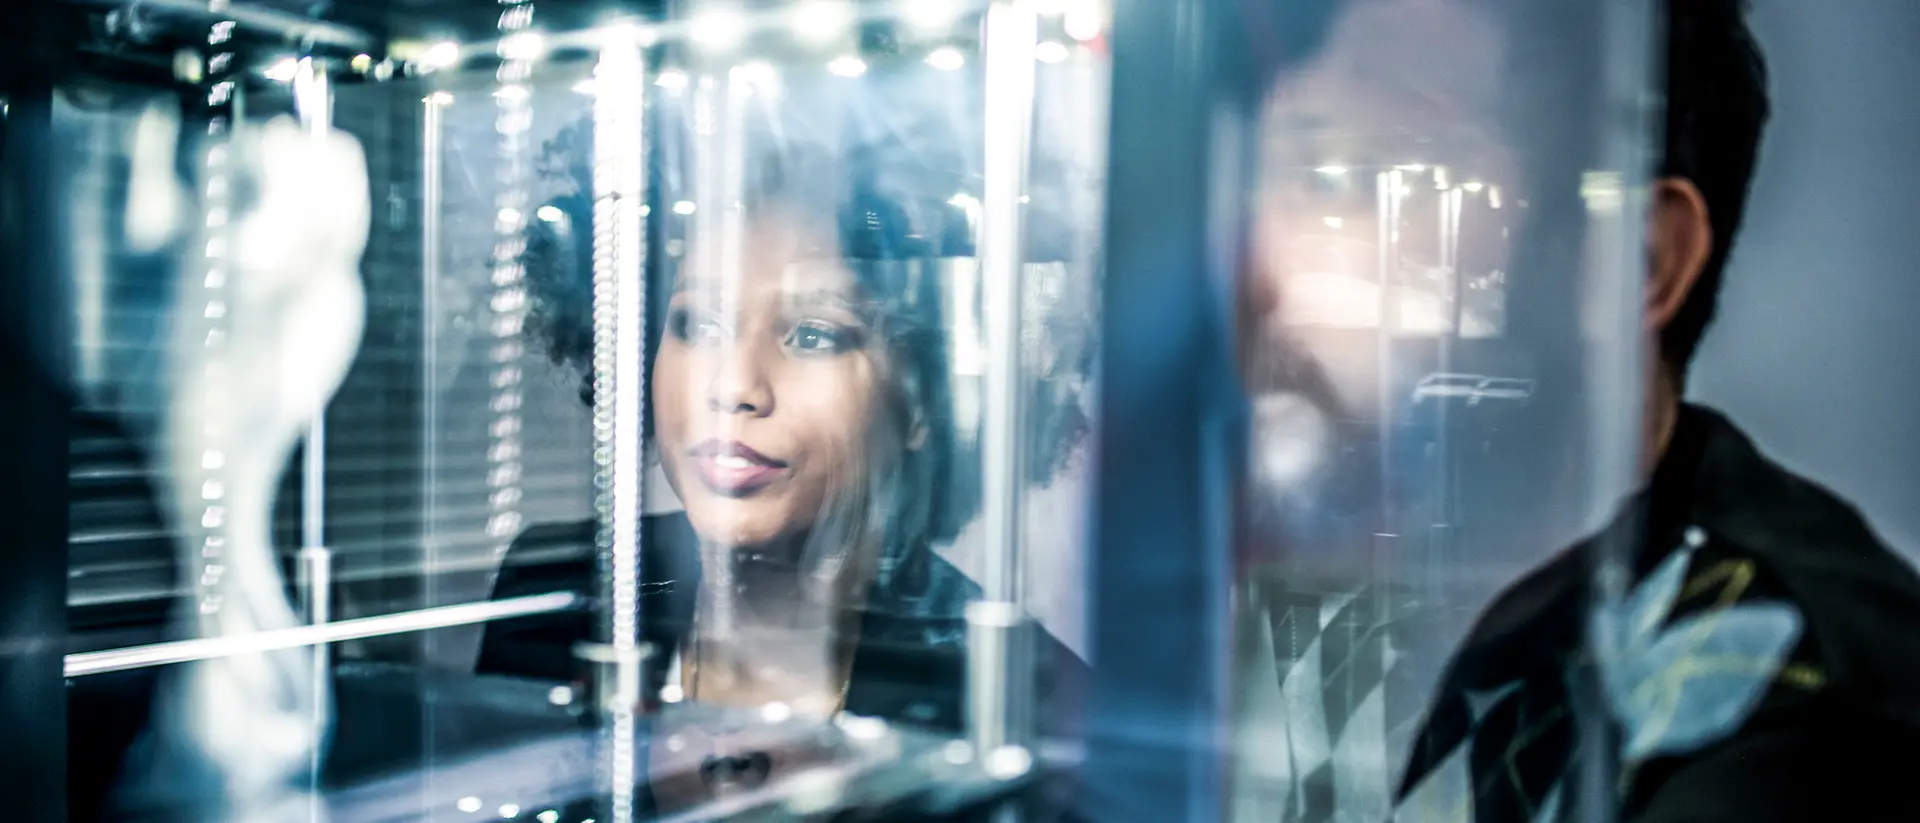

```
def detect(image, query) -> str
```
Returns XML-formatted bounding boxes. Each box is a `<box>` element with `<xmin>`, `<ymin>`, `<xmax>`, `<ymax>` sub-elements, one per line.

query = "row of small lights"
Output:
<box><xmin>1313</xmin><ymin>163</ymin><xmax>1505</xmax><ymax>210</ymax></box>
<box><xmin>487</xmin><ymin>0</ymin><xmax>535</xmax><ymax>553</ymax></box>
<box><xmin>257</xmin><ymin>0</ymin><xmax>1098</xmax><ymax>87</ymax></box>
<box><xmin>452</xmin><ymin>799</ymin><xmax>573</xmax><ymax>821</ymax></box>
<box><xmin>194</xmin><ymin>13</ymin><xmax>239</xmax><ymax>621</ymax></box>
<box><xmin>1309</xmin><ymin>164</ymin><xmax>1514</xmax><ymax>293</ymax></box>
<box><xmin>264</xmin><ymin>41</ymin><xmax>1077</xmax><ymax>102</ymax></box>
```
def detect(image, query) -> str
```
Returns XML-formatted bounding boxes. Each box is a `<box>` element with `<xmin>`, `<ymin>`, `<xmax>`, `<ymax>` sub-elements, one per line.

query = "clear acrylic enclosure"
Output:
<box><xmin>27</xmin><ymin>0</ymin><xmax>1661</xmax><ymax>819</ymax></box>
<box><xmin>49</xmin><ymin>0</ymin><xmax>1109</xmax><ymax>820</ymax></box>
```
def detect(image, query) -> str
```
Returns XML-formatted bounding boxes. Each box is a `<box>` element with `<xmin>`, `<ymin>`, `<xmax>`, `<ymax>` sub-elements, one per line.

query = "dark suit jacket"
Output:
<box><xmin>477</xmin><ymin>514</ymin><xmax>1088</xmax><ymax>819</ymax></box>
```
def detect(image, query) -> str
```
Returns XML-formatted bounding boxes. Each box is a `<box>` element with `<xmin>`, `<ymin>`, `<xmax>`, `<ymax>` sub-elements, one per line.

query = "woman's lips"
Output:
<box><xmin>690</xmin><ymin>440</ymin><xmax>788</xmax><ymax>496</ymax></box>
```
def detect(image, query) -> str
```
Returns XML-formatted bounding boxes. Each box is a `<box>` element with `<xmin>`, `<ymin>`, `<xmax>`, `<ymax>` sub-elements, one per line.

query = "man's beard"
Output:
<box><xmin>1240</xmin><ymin>327</ymin><xmax>1375</xmax><ymax>539</ymax></box>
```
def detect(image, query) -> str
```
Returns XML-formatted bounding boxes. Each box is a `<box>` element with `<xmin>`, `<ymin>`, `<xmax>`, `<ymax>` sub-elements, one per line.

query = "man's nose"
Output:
<box><xmin>705</xmin><ymin>339</ymin><xmax>774</xmax><ymax>416</ymax></box>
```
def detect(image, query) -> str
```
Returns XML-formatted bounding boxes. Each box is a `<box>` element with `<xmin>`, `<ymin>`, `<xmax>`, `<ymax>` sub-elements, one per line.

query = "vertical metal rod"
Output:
<box><xmin>1373</xmin><ymin>169</ymin><xmax>1403</xmax><ymax>567</ymax></box>
<box><xmin>417</xmin><ymin>88</ymin><xmax>446</xmax><ymax>820</ymax></box>
<box><xmin>591</xmin><ymin>31</ymin><xmax>648</xmax><ymax>823</ymax></box>
<box><xmin>420</xmin><ymin>92</ymin><xmax>446</xmax><ymax>615</ymax></box>
<box><xmin>972</xmin><ymin>0</ymin><xmax>1040</xmax><ymax>758</ymax></box>
<box><xmin>295</xmin><ymin>546</ymin><xmax>332</xmax><ymax>816</ymax></box>
<box><xmin>686</xmin><ymin>69</ymin><xmax>739</xmax><ymax>640</ymax></box>
<box><xmin>294</xmin><ymin>58</ymin><xmax>331</xmax><ymax>555</ymax></box>
<box><xmin>1581</xmin><ymin>1</ymin><xmax>1660</xmax><ymax>819</ymax></box>
<box><xmin>1444</xmin><ymin>189</ymin><xmax>1464</xmax><ymax>343</ymax></box>
<box><xmin>291</xmin><ymin>57</ymin><xmax>333</xmax><ymax>821</ymax></box>
<box><xmin>1430</xmin><ymin>187</ymin><xmax>1463</xmax><ymax>586</ymax></box>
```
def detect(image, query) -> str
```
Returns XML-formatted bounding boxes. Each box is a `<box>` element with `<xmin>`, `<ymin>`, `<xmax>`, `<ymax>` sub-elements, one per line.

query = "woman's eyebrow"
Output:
<box><xmin>779</xmin><ymin>288</ymin><xmax>862</xmax><ymax>313</ymax></box>
<box><xmin>670</xmin><ymin>275</ymin><xmax>728</xmax><ymax>302</ymax></box>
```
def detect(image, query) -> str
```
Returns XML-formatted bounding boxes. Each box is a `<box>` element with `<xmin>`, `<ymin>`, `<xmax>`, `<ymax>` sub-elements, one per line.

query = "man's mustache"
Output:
<box><xmin>1242</xmin><ymin>325</ymin><xmax>1350</xmax><ymax>421</ymax></box>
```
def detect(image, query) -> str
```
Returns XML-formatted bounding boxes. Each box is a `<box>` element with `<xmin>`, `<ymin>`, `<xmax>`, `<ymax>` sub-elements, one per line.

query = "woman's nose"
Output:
<box><xmin>705</xmin><ymin>340</ymin><xmax>774</xmax><ymax>416</ymax></box>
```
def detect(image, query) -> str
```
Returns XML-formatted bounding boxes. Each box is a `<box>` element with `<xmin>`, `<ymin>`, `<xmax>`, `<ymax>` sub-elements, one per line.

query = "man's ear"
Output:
<box><xmin>904</xmin><ymin>384</ymin><xmax>929</xmax><ymax>452</ymax></box>
<box><xmin>1647</xmin><ymin>177</ymin><xmax>1714</xmax><ymax>332</ymax></box>
<box><xmin>906</xmin><ymin>416</ymin><xmax>928</xmax><ymax>451</ymax></box>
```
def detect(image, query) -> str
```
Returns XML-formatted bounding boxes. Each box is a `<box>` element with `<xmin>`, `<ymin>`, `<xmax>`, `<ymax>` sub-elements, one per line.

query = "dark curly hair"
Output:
<box><xmin>521</xmin><ymin>78</ymin><xmax>1099</xmax><ymax>569</ymax></box>
<box><xmin>1655</xmin><ymin>0</ymin><xmax>1770</xmax><ymax>378</ymax></box>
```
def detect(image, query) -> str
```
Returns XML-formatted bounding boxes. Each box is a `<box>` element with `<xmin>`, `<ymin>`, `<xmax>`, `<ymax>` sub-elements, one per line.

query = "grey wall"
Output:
<box><xmin>1690</xmin><ymin>0</ymin><xmax>1920</xmax><ymax>554</ymax></box>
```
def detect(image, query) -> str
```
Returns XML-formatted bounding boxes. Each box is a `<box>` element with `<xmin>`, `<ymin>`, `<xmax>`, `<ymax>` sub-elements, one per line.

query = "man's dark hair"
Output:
<box><xmin>1658</xmin><ymin>0</ymin><xmax>1771</xmax><ymax>377</ymax></box>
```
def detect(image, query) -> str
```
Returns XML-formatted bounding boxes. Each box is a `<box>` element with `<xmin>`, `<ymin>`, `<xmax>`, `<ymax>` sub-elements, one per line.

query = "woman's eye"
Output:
<box><xmin>668</xmin><ymin>307</ymin><xmax>727</xmax><ymax>345</ymax></box>
<box><xmin>784</xmin><ymin>321</ymin><xmax>852</xmax><ymax>354</ymax></box>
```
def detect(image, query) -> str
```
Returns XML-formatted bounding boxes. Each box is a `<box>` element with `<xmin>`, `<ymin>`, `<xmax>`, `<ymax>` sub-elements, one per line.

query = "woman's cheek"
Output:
<box><xmin>784</xmin><ymin>360</ymin><xmax>882</xmax><ymax>464</ymax></box>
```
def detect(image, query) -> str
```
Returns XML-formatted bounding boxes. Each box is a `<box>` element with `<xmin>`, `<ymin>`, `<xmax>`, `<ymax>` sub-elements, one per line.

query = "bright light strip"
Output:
<box><xmin>793</xmin><ymin>0</ymin><xmax>856</xmax><ymax>43</ymax></box>
<box><xmin>672</xmin><ymin>200</ymin><xmax>698</xmax><ymax>215</ymax></box>
<box><xmin>421</xmin><ymin>41</ymin><xmax>461</xmax><ymax>69</ymax></box>
<box><xmin>1034</xmin><ymin>40</ymin><xmax>1069</xmax><ymax>63</ymax></box>
<box><xmin>1463</xmin><ymin>181</ymin><xmax>1485</xmax><ymax>193</ymax></box>
<box><xmin>926</xmin><ymin>47</ymin><xmax>967</xmax><ymax>71</ymax></box>
<box><xmin>1315</xmin><ymin>164</ymin><xmax>1349</xmax><ymax>176</ymax></box>
<box><xmin>906</xmin><ymin>0</ymin><xmax>961</xmax><ymax>33</ymax></box>
<box><xmin>690</xmin><ymin>10</ymin><xmax>746</xmax><ymax>51</ymax></box>
<box><xmin>735</xmin><ymin>61</ymin><xmax>779</xmax><ymax>94</ymax></box>
<box><xmin>655</xmin><ymin>69</ymin><xmax>690</xmax><ymax>89</ymax></box>
<box><xmin>1063</xmin><ymin>0</ymin><xmax>1103</xmax><ymax>41</ymax></box>
<box><xmin>499</xmin><ymin>32</ymin><xmax>546</xmax><ymax>61</ymax></box>
<box><xmin>536</xmin><ymin>205</ymin><xmax>566</xmax><ymax>222</ymax></box>
<box><xmin>64</xmin><ymin>593</ymin><xmax>582</xmax><ymax>676</ymax></box>
<box><xmin>598</xmin><ymin>20</ymin><xmax>644</xmax><ymax>49</ymax></box>
<box><xmin>827</xmin><ymin>55</ymin><xmax>868</xmax><ymax>76</ymax></box>
<box><xmin>263</xmin><ymin>57</ymin><xmax>300</xmax><ymax>83</ymax></box>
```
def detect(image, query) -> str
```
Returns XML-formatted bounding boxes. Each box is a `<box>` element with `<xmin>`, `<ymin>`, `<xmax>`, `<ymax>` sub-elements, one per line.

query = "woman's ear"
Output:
<box><xmin>1646</xmin><ymin>177</ymin><xmax>1714</xmax><ymax>332</ymax></box>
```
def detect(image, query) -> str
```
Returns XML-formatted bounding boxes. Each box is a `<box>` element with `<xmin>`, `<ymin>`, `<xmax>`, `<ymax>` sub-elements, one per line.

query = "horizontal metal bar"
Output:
<box><xmin>64</xmin><ymin>591</ymin><xmax>581</xmax><ymax>677</ymax></box>
<box><xmin>72</xmin><ymin>0</ymin><xmax>377</xmax><ymax>51</ymax></box>
<box><xmin>67</xmin><ymin>543</ymin><xmax>594</xmax><ymax>609</ymax></box>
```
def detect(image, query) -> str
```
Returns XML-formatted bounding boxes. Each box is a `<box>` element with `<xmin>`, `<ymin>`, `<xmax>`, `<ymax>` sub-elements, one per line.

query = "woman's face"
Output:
<box><xmin>653</xmin><ymin>215</ymin><xmax>893</xmax><ymax>551</ymax></box>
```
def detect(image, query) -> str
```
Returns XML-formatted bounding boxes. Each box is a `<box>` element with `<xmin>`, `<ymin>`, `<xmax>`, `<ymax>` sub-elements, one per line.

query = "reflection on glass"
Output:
<box><xmin>1220</xmin><ymin>1</ymin><xmax>1920</xmax><ymax>823</ymax></box>
<box><xmin>481</xmin><ymin>19</ymin><xmax>1098</xmax><ymax>815</ymax></box>
<box><xmin>1229</xmin><ymin>0</ymin><xmax>1652</xmax><ymax>821</ymax></box>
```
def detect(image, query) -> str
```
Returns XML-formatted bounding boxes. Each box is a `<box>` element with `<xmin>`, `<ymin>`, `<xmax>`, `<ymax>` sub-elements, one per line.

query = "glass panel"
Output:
<box><xmin>409</xmin><ymin>68</ymin><xmax>600</xmax><ymax>652</ymax></box>
<box><xmin>937</xmin><ymin>18</ymin><xmax>1108</xmax><ymax>665</ymax></box>
<box><xmin>544</xmin><ymin>5</ymin><xmax>1100</xmax><ymax>816</ymax></box>
<box><xmin>61</xmin><ymin>0</ymin><xmax>1107</xmax><ymax>819</ymax></box>
<box><xmin>1221</xmin><ymin>1</ymin><xmax>1653</xmax><ymax>821</ymax></box>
